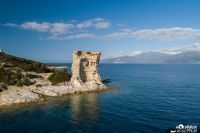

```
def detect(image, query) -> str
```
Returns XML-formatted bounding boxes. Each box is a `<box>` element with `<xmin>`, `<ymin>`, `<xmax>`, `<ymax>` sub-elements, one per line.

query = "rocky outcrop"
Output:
<box><xmin>0</xmin><ymin>87</ymin><xmax>40</xmax><ymax>106</ymax></box>
<box><xmin>31</xmin><ymin>83</ymin><xmax>74</xmax><ymax>97</ymax></box>
<box><xmin>31</xmin><ymin>51</ymin><xmax>106</xmax><ymax>97</ymax></box>
<box><xmin>0</xmin><ymin>51</ymin><xmax>107</xmax><ymax>107</ymax></box>
<box><xmin>31</xmin><ymin>81</ymin><xmax>105</xmax><ymax>97</ymax></box>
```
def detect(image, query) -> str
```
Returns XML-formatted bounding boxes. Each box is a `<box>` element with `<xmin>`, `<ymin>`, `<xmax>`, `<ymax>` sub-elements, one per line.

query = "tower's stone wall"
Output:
<box><xmin>71</xmin><ymin>51</ymin><xmax>102</xmax><ymax>85</ymax></box>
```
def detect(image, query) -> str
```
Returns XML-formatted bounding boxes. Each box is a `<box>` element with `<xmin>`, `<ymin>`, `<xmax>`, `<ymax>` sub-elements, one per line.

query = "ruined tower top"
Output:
<box><xmin>71</xmin><ymin>51</ymin><xmax>103</xmax><ymax>86</ymax></box>
<box><xmin>72</xmin><ymin>51</ymin><xmax>101</xmax><ymax>60</ymax></box>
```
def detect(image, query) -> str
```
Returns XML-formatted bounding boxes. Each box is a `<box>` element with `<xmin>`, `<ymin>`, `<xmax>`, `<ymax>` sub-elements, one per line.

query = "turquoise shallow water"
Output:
<box><xmin>0</xmin><ymin>64</ymin><xmax>200</xmax><ymax>133</ymax></box>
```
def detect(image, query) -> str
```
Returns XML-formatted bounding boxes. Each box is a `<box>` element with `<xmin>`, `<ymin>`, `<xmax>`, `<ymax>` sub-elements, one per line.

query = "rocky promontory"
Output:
<box><xmin>0</xmin><ymin>51</ymin><xmax>107</xmax><ymax>107</ymax></box>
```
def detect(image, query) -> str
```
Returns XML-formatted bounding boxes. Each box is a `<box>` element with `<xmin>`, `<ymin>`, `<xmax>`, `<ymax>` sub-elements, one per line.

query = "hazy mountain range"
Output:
<box><xmin>102</xmin><ymin>44</ymin><xmax>200</xmax><ymax>64</ymax></box>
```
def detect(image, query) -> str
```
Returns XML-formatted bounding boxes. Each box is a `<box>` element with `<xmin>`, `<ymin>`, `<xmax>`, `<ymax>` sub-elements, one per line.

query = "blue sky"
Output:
<box><xmin>1</xmin><ymin>0</ymin><xmax>200</xmax><ymax>62</ymax></box>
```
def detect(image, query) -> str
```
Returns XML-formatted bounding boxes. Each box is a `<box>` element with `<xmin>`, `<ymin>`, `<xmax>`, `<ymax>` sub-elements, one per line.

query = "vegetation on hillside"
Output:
<box><xmin>0</xmin><ymin>52</ymin><xmax>71</xmax><ymax>91</ymax></box>
<box><xmin>0</xmin><ymin>52</ymin><xmax>51</xmax><ymax>73</ymax></box>
<box><xmin>0</xmin><ymin>52</ymin><xmax>49</xmax><ymax>91</ymax></box>
<box><xmin>0</xmin><ymin>67</ymin><xmax>34</xmax><ymax>87</ymax></box>
<box><xmin>26</xmin><ymin>73</ymin><xmax>43</xmax><ymax>79</ymax></box>
<box><xmin>48</xmin><ymin>70</ymin><xmax>71</xmax><ymax>85</ymax></box>
<box><xmin>0</xmin><ymin>83</ymin><xmax>8</xmax><ymax>92</ymax></box>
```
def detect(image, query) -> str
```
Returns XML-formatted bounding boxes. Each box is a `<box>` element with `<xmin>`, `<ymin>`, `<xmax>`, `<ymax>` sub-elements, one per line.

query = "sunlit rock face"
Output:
<box><xmin>71</xmin><ymin>51</ymin><xmax>106</xmax><ymax>89</ymax></box>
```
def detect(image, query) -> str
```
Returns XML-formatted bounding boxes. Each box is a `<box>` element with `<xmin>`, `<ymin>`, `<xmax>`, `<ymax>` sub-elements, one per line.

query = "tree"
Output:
<box><xmin>48</xmin><ymin>70</ymin><xmax>71</xmax><ymax>85</ymax></box>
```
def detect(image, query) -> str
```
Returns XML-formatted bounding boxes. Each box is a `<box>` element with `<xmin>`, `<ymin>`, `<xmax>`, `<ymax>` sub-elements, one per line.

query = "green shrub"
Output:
<box><xmin>16</xmin><ymin>81</ymin><xmax>23</xmax><ymax>87</ymax></box>
<box><xmin>26</xmin><ymin>73</ymin><xmax>43</xmax><ymax>79</ymax></box>
<box><xmin>0</xmin><ymin>84</ymin><xmax>8</xmax><ymax>92</ymax></box>
<box><xmin>0</xmin><ymin>66</ymin><xmax>34</xmax><ymax>87</ymax></box>
<box><xmin>21</xmin><ymin>77</ymin><xmax>34</xmax><ymax>86</ymax></box>
<box><xmin>7</xmin><ymin>79</ymin><xmax>17</xmax><ymax>85</ymax></box>
<box><xmin>48</xmin><ymin>70</ymin><xmax>71</xmax><ymax>85</ymax></box>
<box><xmin>0</xmin><ymin>84</ymin><xmax>8</xmax><ymax>90</ymax></box>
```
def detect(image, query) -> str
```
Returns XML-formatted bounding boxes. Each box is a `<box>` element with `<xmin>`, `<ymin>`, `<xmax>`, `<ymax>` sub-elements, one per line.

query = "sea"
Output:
<box><xmin>0</xmin><ymin>64</ymin><xmax>200</xmax><ymax>133</ymax></box>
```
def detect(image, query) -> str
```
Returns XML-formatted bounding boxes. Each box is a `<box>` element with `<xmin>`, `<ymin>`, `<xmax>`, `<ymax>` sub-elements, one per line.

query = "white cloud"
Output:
<box><xmin>102</xmin><ymin>27</ymin><xmax>200</xmax><ymax>41</ymax></box>
<box><xmin>11</xmin><ymin>18</ymin><xmax>111</xmax><ymax>33</ymax></box>
<box><xmin>76</xmin><ymin>20</ymin><xmax>93</xmax><ymax>29</ymax></box>
<box><xmin>48</xmin><ymin>33</ymin><xmax>96</xmax><ymax>40</ymax></box>
<box><xmin>104</xmin><ymin>43</ymin><xmax>200</xmax><ymax>59</ymax></box>
<box><xmin>20</xmin><ymin>22</ymin><xmax>50</xmax><ymax>32</ymax></box>
<box><xmin>161</xmin><ymin>43</ymin><xmax>200</xmax><ymax>54</ymax></box>
<box><xmin>133</xmin><ymin>27</ymin><xmax>200</xmax><ymax>41</ymax></box>
<box><xmin>4</xmin><ymin>23</ymin><xmax>18</xmax><ymax>27</ymax></box>
<box><xmin>4</xmin><ymin>18</ymin><xmax>110</xmax><ymax>40</ymax></box>
<box><xmin>101</xmin><ymin>28</ymin><xmax>133</xmax><ymax>39</ymax></box>
<box><xmin>94</xmin><ymin>18</ymin><xmax>111</xmax><ymax>29</ymax></box>
<box><xmin>93</xmin><ymin>18</ymin><xmax>105</xmax><ymax>21</ymax></box>
<box><xmin>76</xmin><ymin>18</ymin><xmax>111</xmax><ymax>29</ymax></box>
<box><xmin>19</xmin><ymin>22</ymin><xmax>75</xmax><ymax>33</ymax></box>
<box><xmin>94</xmin><ymin>21</ymin><xmax>110</xmax><ymax>29</ymax></box>
<box><xmin>5</xmin><ymin>19</ymin><xmax>200</xmax><ymax>41</ymax></box>
<box><xmin>104</xmin><ymin>50</ymin><xmax>142</xmax><ymax>58</ymax></box>
<box><xmin>50</xmin><ymin>23</ymin><xmax>74</xmax><ymax>33</ymax></box>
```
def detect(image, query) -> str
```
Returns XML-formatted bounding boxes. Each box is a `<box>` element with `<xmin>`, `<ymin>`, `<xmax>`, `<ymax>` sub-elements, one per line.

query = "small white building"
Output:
<box><xmin>0</xmin><ymin>49</ymin><xmax>3</xmax><ymax>53</ymax></box>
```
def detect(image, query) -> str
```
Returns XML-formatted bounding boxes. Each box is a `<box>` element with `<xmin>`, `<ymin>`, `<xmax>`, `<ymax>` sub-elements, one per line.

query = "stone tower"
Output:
<box><xmin>71</xmin><ymin>51</ymin><xmax>102</xmax><ymax>83</ymax></box>
<box><xmin>71</xmin><ymin>51</ymin><xmax>105</xmax><ymax>89</ymax></box>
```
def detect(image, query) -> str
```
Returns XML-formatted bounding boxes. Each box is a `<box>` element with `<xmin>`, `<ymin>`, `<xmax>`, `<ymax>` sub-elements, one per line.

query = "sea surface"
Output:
<box><xmin>0</xmin><ymin>64</ymin><xmax>200</xmax><ymax>133</ymax></box>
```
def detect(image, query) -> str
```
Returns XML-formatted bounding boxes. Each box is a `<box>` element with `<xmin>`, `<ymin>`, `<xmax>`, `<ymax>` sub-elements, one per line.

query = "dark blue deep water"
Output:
<box><xmin>1</xmin><ymin>64</ymin><xmax>200</xmax><ymax>133</ymax></box>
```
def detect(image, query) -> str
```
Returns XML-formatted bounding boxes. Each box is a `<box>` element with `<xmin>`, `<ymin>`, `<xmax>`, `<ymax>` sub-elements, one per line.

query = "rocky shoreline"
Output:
<box><xmin>0</xmin><ymin>74</ymin><xmax>106</xmax><ymax>107</ymax></box>
<box><xmin>0</xmin><ymin>51</ymin><xmax>107</xmax><ymax>107</ymax></box>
